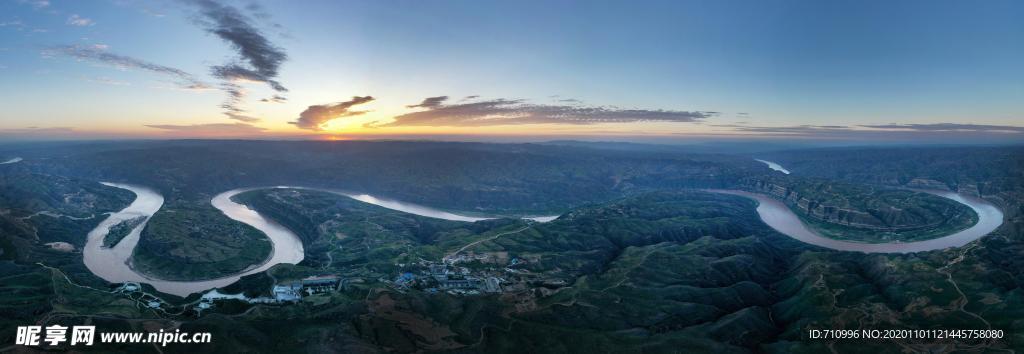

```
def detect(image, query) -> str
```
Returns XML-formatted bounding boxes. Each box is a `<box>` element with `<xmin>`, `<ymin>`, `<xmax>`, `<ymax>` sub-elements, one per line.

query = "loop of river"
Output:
<box><xmin>84</xmin><ymin>178</ymin><xmax>1004</xmax><ymax>296</ymax></box>
<box><xmin>83</xmin><ymin>184</ymin><xmax>558</xmax><ymax>296</ymax></box>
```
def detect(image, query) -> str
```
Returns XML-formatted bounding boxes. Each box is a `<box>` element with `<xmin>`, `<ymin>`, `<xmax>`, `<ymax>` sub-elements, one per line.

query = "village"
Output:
<box><xmin>110</xmin><ymin>250</ymin><xmax>570</xmax><ymax>317</ymax></box>
<box><xmin>391</xmin><ymin>261</ymin><xmax>503</xmax><ymax>296</ymax></box>
<box><xmin>387</xmin><ymin>250</ymin><xmax>560</xmax><ymax>297</ymax></box>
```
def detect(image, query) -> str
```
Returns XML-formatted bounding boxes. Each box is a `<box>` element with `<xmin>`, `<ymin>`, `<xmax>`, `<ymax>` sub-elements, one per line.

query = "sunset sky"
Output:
<box><xmin>0</xmin><ymin>0</ymin><xmax>1021</xmax><ymax>142</ymax></box>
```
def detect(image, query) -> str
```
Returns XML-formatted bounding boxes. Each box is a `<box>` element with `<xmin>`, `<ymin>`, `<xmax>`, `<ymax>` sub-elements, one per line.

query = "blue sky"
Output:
<box><xmin>0</xmin><ymin>0</ymin><xmax>1021</xmax><ymax>142</ymax></box>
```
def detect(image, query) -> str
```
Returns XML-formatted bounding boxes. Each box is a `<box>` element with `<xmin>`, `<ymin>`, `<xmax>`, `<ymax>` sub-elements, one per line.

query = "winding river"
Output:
<box><xmin>272</xmin><ymin>186</ymin><xmax>559</xmax><ymax>222</ymax></box>
<box><xmin>708</xmin><ymin>158</ymin><xmax>1005</xmax><ymax>253</ymax></box>
<box><xmin>84</xmin><ymin>184</ymin><xmax>304</xmax><ymax>296</ymax></box>
<box><xmin>84</xmin><ymin>170</ymin><xmax>1000</xmax><ymax>296</ymax></box>
<box><xmin>713</xmin><ymin>190</ymin><xmax>1003</xmax><ymax>253</ymax></box>
<box><xmin>84</xmin><ymin>184</ymin><xmax>558</xmax><ymax>296</ymax></box>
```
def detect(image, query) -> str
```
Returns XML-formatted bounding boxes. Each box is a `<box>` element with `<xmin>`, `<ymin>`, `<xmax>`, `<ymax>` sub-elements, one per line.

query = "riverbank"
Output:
<box><xmin>83</xmin><ymin>184</ymin><xmax>303</xmax><ymax>296</ymax></box>
<box><xmin>711</xmin><ymin>189</ymin><xmax>1004</xmax><ymax>253</ymax></box>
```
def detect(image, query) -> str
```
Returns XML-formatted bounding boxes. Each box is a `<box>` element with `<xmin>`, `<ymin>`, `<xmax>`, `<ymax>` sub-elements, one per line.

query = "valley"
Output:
<box><xmin>0</xmin><ymin>141</ymin><xmax>1020</xmax><ymax>352</ymax></box>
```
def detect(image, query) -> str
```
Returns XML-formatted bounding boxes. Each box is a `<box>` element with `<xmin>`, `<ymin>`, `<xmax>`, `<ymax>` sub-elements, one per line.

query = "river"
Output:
<box><xmin>270</xmin><ymin>186</ymin><xmax>559</xmax><ymax>223</ymax></box>
<box><xmin>84</xmin><ymin>184</ymin><xmax>558</xmax><ymax>296</ymax></box>
<box><xmin>84</xmin><ymin>177</ymin><xmax>1002</xmax><ymax>296</ymax></box>
<box><xmin>84</xmin><ymin>184</ymin><xmax>305</xmax><ymax>296</ymax></box>
<box><xmin>710</xmin><ymin>189</ymin><xmax>1004</xmax><ymax>253</ymax></box>
<box><xmin>755</xmin><ymin>159</ymin><xmax>790</xmax><ymax>174</ymax></box>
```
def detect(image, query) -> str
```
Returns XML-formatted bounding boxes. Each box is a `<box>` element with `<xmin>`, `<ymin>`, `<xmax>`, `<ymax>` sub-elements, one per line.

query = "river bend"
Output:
<box><xmin>84</xmin><ymin>185</ymin><xmax>558</xmax><ymax>296</ymax></box>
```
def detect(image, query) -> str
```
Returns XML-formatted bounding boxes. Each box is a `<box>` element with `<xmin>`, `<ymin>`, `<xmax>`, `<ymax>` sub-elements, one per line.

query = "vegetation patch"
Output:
<box><xmin>747</xmin><ymin>177</ymin><xmax>978</xmax><ymax>242</ymax></box>
<box><xmin>102</xmin><ymin>216</ymin><xmax>147</xmax><ymax>248</ymax></box>
<box><xmin>132</xmin><ymin>202</ymin><xmax>271</xmax><ymax>281</ymax></box>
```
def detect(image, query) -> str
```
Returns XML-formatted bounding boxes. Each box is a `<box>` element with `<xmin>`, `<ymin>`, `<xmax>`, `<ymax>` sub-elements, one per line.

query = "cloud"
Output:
<box><xmin>406</xmin><ymin>96</ymin><xmax>448</xmax><ymax>108</ymax></box>
<box><xmin>718</xmin><ymin>125</ymin><xmax>852</xmax><ymax>134</ymax></box>
<box><xmin>720</xmin><ymin>123</ymin><xmax>1024</xmax><ymax>135</ymax></box>
<box><xmin>210</xmin><ymin>64</ymin><xmax>286</xmax><ymax>91</ymax></box>
<box><xmin>225</xmin><ymin>112</ymin><xmax>260</xmax><ymax>123</ymax></box>
<box><xmin>217</xmin><ymin>81</ymin><xmax>247</xmax><ymax>110</ymax></box>
<box><xmin>291</xmin><ymin>96</ymin><xmax>375</xmax><ymax>131</ymax></box>
<box><xmin>183</xmin><ymin>0</ymin><xmax>289</xmax><ymax>121</ymax></box>
<box><xmin>67</xmin><ymin>14</ymin><xmax>94</xmax><ymax>26</ymax></box>
<box><xmin>86</xmin><ymin>76</ymin><xmax>130</xmax><ymax>86</ymax></box>
<box><xmin>711</xmin><ymin>123</ymin><xmax>1024</xmax><ymax>142</ymax></box>
<box><xmin>187</xmin><ymin>0</ymin><xmax>287</xmax><ymax>92</ymax></box>
<box><xmin>859</xmin><ymin>123</ymin><xmax>1024</xmax><ymax>133</ymax></box>
<box><xmin>145</xmin><ymin>122</ymin><xmax>266</xmax><ymax>135</ymax></box>
<box><xmin>260</xmin><ymin>95</ymin><xmax>287</xmax><ymax>103</ymax></box>
<box><xmin>138</xmin><ymin>6</ymin><xmax>166</xmax><ymax>18</ymax></box>
<box><xmin>48</xmin><ymin>45</ymin><xmax>210</xmax><ymax>89</ymax></box>
<box><xmin>378</xmin><ymin>97</ymin><xmax>716</xmax><ymax>127</ymax></box>
<box><xmin>0</xmin><ymin>126</ymin><xmax>74</xmax><ymax>134</ymax></box>
<box><xmin>19</xmin><ymin>0</ymin><xmax>49</xmax><ymax>9</ymax></box>
<box><xmin>0</xmin><ymin>20</ymin><xmax>48</xmax><ymax>33</ymax></box>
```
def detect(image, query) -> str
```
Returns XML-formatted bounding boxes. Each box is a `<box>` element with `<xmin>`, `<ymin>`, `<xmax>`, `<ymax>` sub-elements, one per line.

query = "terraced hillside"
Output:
<box><xmin>202</xmin><ymin>189</ymin><xmax>803</xmax><ymax>352</ymax></box>
<box><xmin>0</xmin><ymin>142</ymin><xmax>1020</xmax><ymax>353</ymax></box>
<box><xmin>132</xmin><ymin>202</ymin><xmax>272</xmax><ymax>281</ymax></box>
<box><xmin>744</xmin><ymin>176</ymin><xmax>978</xmax><ymax>242</ymax></box>
<box><xmin>230</xmin><ymin>188</ymin><xmax>507</xmax><ymax>277</ymax></box>
<box><xmin>206</xmin><ymin>187</ymin><xmax>1018</xmax><ymax>352</ymax></box>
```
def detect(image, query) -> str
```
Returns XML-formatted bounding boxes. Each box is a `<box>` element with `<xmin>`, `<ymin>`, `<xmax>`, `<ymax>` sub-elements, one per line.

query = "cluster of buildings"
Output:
<box><xmin>113</xmin><ymin>282</ymin><xmax>169</xmax><ymax>310</ymax></box>
<box><xmin>272</xmin><ymin>275</ymin><xmax>343</xmax><ymax>302</ymax></box>
<box><xmin>190</xmin><ymin>274</ymin><xmax>343</xmax><ymax>314</ymax></box>
<box><xmin>393</xmin><ymin>262</ymin><xmax>503</xmax><ymax>295</ymax></box>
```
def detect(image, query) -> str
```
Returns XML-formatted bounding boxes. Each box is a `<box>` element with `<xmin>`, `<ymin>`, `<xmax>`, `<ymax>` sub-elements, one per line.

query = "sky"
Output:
<box><xmin>0</xmin><ymin>0</ymin><xmax>1021</xmax><ymax>143</ymax></box>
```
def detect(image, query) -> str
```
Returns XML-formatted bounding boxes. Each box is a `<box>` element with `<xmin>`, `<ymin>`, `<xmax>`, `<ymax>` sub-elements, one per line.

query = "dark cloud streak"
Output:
<box><xmin>145</xmin><ymin>122</ymin><xmax>267</xmax><ymax>135</ymax></box>
<box><xmin>380</xmin><ymin>97</ymin><xmax>716</xmax><ymax>127</ymax></box>
<box><xmin>260</xmin><ymin>95</ymin><xmax>287</xmax><ymax>103</ymax></box>
<box><xmin>291</xmin><ymin>96</ymin><xmax>375</xmax><ymax>131</ymax></box>
<box><xmin>406</xmin><ymin>96</ymin><xmax>448</xmax><ymax>109</ymax></box>
<box><xmin>721</xmin><ymin>123</ymin><xmax>1024</xmax><ymax>135</ymax></box>
<box><xmin>183</xmin><ymin>0</ymin><xmax>288</xmax><ymax>121</ymax></box>
<box><xmin>711</xmin><ymin>123</ymin><xmax>1024</xmax><ymax>142</ymax></box>
<box><xmin>49</xmin><ymin>45</ymin><xmax>209</xmax><ymax>89</ymax></box>
<box><xmin>225</xmin><ymin>112</ymin><xmax>260</xmax><ymax>123</ymax></box>
<box><xmin>859</xmin><ymin>123</ymin><xmax>1024</xmax><ymax>132</ymax></box>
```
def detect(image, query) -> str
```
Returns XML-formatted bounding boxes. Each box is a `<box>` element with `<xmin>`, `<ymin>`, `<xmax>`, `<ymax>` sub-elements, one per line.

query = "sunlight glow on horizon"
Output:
<box><xmin>0</xmin><ymin>1</ymin><xmax>1021</xmax><ymax>143</ymax></box>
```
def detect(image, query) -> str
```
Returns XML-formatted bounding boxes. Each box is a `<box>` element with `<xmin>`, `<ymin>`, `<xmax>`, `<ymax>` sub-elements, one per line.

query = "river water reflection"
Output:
<box><xmin>84</xmin><ymin>184</ymin><xmax>304</xmax><ymax>296</ymax></box>
<box><xmin>84</xmin><ymin>185</ymin><xmax>557</xmax><ymax>296</ymax></box>
<box><xmin>711</xmin><ymin>189</ymin><xmax>1004</xmax><ymax>253</ymax></box>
